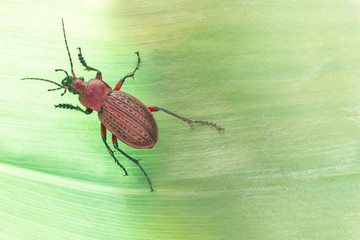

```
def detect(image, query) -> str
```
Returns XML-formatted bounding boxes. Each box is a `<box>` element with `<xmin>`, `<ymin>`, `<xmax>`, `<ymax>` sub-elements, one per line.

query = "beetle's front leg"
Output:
<box><xmin>77</xmin><ymin>47</ymin><xmax>102</xmax><ymax>80</ymax></box>
<box><xmin>55</xmin><ymin>103</ymin><xmax>93</xmax><ymax>114</ymax></box>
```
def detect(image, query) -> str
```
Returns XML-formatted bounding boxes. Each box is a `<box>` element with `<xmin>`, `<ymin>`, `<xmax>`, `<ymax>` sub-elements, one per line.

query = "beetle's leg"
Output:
<box><xmin>111</xmin><ymin>135</ymin><xmax>154</xmax><ymax>192</ymax></box>
<box><xmin>148</xmin><ymin>106</ymin><xmax>224</xmax><ymax>131</ymax></box>
<box><xmin>77</xmin><ymin>47</ymin><xmax>99</xmax><ymax>72</ymax></box>
<box><xmin>55</xmin><ymin>103</ymin><xmax>93</xmax><ymax>114</ymax></box>
<box><xmin>95</xmin><ymin>71</ymin><xmax>102</xmax><ymax>80</ymax></box>
<box><xmin>101</xmin><ymin>124</ymin><xmax>128</xmax><ymax>176</ymax></box>
<box><xmin>77</xmin><ymin>47</ymin><xmax>102</xmax><ymax>80</ymax></box>
<box><xmin>114</xmin><ymin>52</ymin><xmax>141</xmax><ymax>91</ymax></box>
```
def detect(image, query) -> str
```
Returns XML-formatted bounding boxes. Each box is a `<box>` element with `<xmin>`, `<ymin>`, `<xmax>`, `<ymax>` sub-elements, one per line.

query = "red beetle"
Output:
<box><xmin>22</xmin><ymin>19</ymin><xmax>223</xmax><ymax>191</ymax></box>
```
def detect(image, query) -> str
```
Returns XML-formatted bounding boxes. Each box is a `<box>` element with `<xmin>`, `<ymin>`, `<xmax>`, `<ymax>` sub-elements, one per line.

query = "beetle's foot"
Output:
<box><xmin>113</xmin><ymin>158</ymin><xmax>128</xmax><ymax>176</ymax></box>
<box><xmin>187</xmin><ymin>120</ymin><xmax>224</xmax><ymax>131</ymax></box>
<box><xmin>84</xmin><ymin>66</ymin><xmax>98</xmax><ymax>72</ymax></box>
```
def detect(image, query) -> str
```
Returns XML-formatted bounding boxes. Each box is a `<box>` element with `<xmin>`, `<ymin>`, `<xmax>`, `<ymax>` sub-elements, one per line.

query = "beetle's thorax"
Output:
<box><xmin>78</xmin><ymin>78</ymin><xmax>112</xmax><ymax>111</ymax></box>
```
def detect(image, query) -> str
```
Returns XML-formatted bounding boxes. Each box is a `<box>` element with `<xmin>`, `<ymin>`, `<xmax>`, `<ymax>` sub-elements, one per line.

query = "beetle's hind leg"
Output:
<box><xmin>77</xmin><ymin>47</ymin><xmax>102</xmax><ymax>79</ymax></box>
<box><xmin>101</xmin><ymin>124</ymin><xmax>128</xmax><ymax>176</ymax></box>
<box><xmin>112</xmin><ymin>134</ymin><xmax>154</xmax><ymax>192</ymax></box>
<box><xmin>148</xmin><ymin>106</ymin><xmax>224</xmax><ymax>131</ymax></box>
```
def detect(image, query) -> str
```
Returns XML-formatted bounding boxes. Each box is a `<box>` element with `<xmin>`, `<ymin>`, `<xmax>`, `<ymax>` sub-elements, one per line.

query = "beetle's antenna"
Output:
<box><xmin>61</xmin><ymin>18</ymin><xmax>75</xmax><ymax>78</ymax></box>
<box><xmin>21</xmin><ymin>77</ymin><xmax>64</xmax><ymax>93</ymax></box>
<box><xmin>21</xmin><ymin>78</ymin><xmax>63</xmax><ymax>88</ymax></box>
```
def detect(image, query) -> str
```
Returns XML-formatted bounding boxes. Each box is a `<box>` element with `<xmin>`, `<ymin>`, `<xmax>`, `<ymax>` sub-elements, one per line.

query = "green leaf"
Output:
<box><xmin>2</xmin><ymin>0</ymin><xmax>360</xmax><ymax>239</ymax></box>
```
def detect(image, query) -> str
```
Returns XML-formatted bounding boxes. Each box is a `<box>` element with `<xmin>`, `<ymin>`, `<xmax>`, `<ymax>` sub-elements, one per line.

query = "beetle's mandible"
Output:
<box><xmin>22</xmin><ymin>19</ymin><xmax>224</xmax><ymax>191</ymax></box>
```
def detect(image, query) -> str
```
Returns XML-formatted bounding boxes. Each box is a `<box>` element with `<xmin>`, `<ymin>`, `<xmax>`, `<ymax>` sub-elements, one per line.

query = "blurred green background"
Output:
<box><xmin>1</xmin><ymin>0</ymin><xmax>360</xmax><ymax>239</ymax></box>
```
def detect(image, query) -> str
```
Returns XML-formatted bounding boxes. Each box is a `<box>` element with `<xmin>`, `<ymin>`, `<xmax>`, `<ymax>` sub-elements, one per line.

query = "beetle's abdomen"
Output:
<box><xmin>98</xmin><ymin>91</ymin><xmax>158</xmax><ymax>149</ymax></box>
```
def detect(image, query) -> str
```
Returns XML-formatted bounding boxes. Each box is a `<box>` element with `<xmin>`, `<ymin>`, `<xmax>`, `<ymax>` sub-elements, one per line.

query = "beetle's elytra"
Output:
<box><xmin>22</xmin><ymin>19</ymin><xmax>223</xmax><ymax>191</ymax></box>
<box><xmin>100</xmin><ymin>91</ymin><xmax>159</xmax><ymax>149</ymax></box>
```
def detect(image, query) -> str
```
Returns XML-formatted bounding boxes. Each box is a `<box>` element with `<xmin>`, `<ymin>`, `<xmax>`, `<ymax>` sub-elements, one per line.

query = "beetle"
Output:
<box><xmin>22</xmin><ymin>19</ymin><xmax>223</xmax><ymax>191</ymax></box>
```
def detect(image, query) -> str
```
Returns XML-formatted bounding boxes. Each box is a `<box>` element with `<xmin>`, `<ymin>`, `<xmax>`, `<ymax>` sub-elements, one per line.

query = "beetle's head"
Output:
<box><xmin>60</xmin><ymin>75</ymin><xmax>76</xmax><ymax>94</ymax></box>
<box><xmin>62</xmin><ymin>75</ymin><xmax>87</xmax><ymax>95</ymax></box>
<box><xmin>59</xmin><ymin>70</ymin><xmax>87</xmax><ymax>95</ymax></box>
<box><xmin>56</xmin><ymin>69</ymin><xmax>78</xmax><ymax>95</ymax></box>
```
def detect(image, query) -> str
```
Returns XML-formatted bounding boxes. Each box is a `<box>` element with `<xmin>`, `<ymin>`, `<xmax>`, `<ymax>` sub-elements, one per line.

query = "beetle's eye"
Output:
<box><xmin>80</xmin><ymin>77</ymin><xmax>84</xmax><ymax>81</ymax></box>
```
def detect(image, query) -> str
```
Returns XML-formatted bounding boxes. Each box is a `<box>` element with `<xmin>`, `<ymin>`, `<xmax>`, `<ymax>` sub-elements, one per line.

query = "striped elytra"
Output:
<box><xmin>98</xmin><ymin>91</ymin><xmax>158</xmax><ymax>149</ymax></box>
